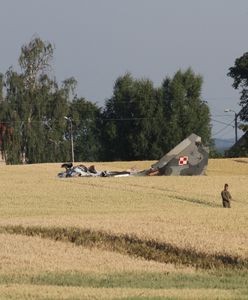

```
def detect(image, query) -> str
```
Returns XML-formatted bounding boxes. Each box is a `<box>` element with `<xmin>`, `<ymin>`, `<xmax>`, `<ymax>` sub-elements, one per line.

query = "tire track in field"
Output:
<box><xmin>0</xmin><ymin>225</ymin><xmax>247</xmax><ymax>270</ymax></box>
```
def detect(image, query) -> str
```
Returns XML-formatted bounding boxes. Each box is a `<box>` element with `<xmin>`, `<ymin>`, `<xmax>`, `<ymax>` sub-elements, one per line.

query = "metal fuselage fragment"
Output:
<box><xmin>58</xmin><ymin>133</ymin><xmax>209</xmax><ymax>178</ymax></box>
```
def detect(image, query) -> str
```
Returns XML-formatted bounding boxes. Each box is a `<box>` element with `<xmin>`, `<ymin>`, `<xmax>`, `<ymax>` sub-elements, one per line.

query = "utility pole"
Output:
<box><xmin>224</xmin><ymin>109</ymin><xmax>240</xmax><ymax>143</ymax></box>
<box><xmin>64</xmin><ymin>116</ymin><xmax>74</xmax><ymax>163</ymax></box>
<box><xmin>234</xmin><ymin>112</ymin><xmax>238</xmax><ymax>143</ymax></box>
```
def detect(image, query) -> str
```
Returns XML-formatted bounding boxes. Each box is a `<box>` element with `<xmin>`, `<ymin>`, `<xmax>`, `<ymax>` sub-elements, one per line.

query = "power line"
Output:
<box><xmin>212</xmin><ymin>119</ymin><xmax>235</xmax><ymax>137</ymax></box>
<box><xmin>96</xmin><ymin>96</ymin><xmax>238</xmax><ymax>104</ymax></box>
<box><xmin>0</xmin><ymin>116</ymin><xmax>241</xmax><ymax>141</ymax></box>
<box><xmin>211</xmin><ymin>118</ymin><xmax>235</xmax><ymax>127</ymax></box>
<box><xmin>0</xmin><ymin>116</ymin><xmax>236</xmax><ymax>124</ymax></box>
<box><xmin>98</xmin><ymin>98</ymin><xmax>212</xmax><ymax>105</ymax></box>
<box><xmin>211</xmin><ymin>114</ymin><xmax>233</xmax><ymax>117</ymax></box>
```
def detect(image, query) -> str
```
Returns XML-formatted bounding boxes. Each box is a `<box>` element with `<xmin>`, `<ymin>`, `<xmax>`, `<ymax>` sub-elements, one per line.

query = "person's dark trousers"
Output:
<box><xmin>223</xmin><ymin>200</ymin><xmax>230</xmax><ymax>208</ymax></box>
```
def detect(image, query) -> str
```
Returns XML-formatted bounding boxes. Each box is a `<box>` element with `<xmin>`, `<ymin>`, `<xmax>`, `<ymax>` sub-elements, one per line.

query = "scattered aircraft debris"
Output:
<box><xmin>58</xmin><ymin>162</ymin><xmax>134</xmax><ymax>178</ymax></box>
<box><xmin>58</xmin><ymin>133</ymin><xmax>209</xmax><ymax>178</ymax></box>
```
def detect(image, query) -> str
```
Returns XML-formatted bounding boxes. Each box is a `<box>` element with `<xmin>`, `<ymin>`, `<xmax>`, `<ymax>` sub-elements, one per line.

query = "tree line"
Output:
<box><xmin>0</xmin><ymin>37</ymin><xmax>214</xmax><ymax>164</ymax></box>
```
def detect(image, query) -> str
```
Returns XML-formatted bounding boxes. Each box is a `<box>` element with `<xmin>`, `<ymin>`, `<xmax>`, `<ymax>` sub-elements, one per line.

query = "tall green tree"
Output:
<box><xmin>161</xmin><ymin>68</ymin><xmax>211</xmax><ymax>151</ymax></box>
<box><xmin>18</xmin><ymin>38</ymin><xmax>55</xmax><ymax>163</ymax></box>
<box><xmin>0</xmin><ymin>73</ymin><xmax>3</xmax><ymax>102</ymax></box>
<box><xmin>2</xmin><ymin>69</ymin><xmax>25</xmax><ymax>163</ymax></box>
<box><xmin>38</xmin><ymin>76</ymin><xmax>71</xmax><ymax>163</ymax></box>
<box><xmin>102</xmin><ymin>73</ymin><xmax>164</xmax><ymax>161</ymax></box>
<box><xmin>19</xmin><ymin>37</ymin><xmax>54</xmax><ymax>91</ymax></box>
<box><xmin>1</xmin><ymin>37</ymin><xmax>71</xmax><ymax>164</ymax></box>
<box><xmin>228</xmin><ymin>52</ymin><xmax>248</xmax><ymax>122</ymax></box>
<box><xmin>70</xmin><ymin>98</ymin><xmax>101</xmax><ymax>162</ymax></box>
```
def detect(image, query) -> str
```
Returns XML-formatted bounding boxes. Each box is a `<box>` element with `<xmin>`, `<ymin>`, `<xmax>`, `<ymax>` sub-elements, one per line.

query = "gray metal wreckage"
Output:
<box><xmin>58</xmin><ymin>133</ymin><xmax>209</xmax><ymax>178</ymax></box>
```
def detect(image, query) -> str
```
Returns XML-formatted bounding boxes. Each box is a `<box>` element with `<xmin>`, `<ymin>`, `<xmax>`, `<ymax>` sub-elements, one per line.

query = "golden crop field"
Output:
<box><xmin>0</xmin><ymin>158</ymin><xmax>248</xmax><ymax>299</ymax></box>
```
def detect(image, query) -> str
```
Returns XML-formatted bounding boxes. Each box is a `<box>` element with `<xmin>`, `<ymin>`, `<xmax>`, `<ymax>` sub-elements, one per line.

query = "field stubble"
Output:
<box><xmin>0</xmin><ymin>158</ymin><xmax>247</xmax><ymax>299</ymax></box>
<box><xmin>0</xmin><ymin>159</ymin><xmax>247</xmax><ymax>258</ymax></box>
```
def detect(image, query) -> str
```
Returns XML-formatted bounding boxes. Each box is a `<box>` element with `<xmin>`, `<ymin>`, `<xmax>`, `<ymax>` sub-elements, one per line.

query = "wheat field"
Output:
<box><xmin>0</xmin><ymin>158</ymin><xmax>248</xmax><ymax>299</ymax></box>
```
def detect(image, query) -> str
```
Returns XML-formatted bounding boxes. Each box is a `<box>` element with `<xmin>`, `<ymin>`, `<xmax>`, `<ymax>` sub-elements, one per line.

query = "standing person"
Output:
<box><xmin>221</xmin><ymin>183</ymin><xmax>232</xmax><ymax>208</ymax></box>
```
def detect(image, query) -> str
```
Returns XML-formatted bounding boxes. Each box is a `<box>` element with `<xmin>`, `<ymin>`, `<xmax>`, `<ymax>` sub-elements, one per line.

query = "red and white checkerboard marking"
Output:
<box><xmin>178</xmin><ymin>156</ymin><xmax>188</xmax><ymax>166</ymax></box>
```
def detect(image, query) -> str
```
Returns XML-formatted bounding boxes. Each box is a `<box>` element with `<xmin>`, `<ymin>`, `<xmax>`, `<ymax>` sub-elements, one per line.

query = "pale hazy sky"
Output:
<box><xmin>1</xmin><ymin>0</ymin><xmax>247</xmax><ymax>139</ymax></box>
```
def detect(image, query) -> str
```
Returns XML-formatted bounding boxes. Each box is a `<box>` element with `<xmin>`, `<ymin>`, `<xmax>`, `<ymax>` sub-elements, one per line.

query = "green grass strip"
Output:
<box><xmin>0</xmin><ymin>271</ymin><xmax>247</xmax><ymax>290</ymax></box>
